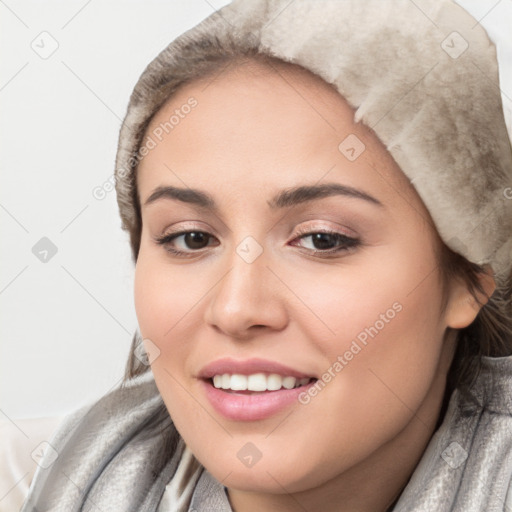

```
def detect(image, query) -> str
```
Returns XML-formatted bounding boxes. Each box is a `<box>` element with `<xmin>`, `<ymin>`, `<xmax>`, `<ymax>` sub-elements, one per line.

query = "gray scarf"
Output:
<box><xmin>21</xmin><ymin>356</ymin><xmax>512</xmax><ymax>511</ymax></box>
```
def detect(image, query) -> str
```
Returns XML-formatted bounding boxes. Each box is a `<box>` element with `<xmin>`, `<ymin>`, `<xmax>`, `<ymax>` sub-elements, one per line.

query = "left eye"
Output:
<box><xmin>292</xmin><ymin>231</ymin><xmax>359</xmax><ymax>253</ymax></box>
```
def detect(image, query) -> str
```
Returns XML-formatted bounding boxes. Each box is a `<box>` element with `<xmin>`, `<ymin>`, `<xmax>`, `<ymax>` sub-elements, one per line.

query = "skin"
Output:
<box><xmin>134</xmin><ymin>59</ymin><xmax>495</xmax><ymax>512</ymax></box>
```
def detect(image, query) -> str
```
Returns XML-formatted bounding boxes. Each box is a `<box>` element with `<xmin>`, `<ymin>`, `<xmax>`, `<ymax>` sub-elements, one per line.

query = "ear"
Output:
<box><xmin>445</xmin><ymin>264</ymin><xmax>496</xmax><ymax>329</ymax></box>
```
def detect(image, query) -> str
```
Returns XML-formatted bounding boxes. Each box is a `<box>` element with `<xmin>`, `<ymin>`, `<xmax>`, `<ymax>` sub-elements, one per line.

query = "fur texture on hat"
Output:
<box><xmin>114</xmin><ymin>0</ymin><xmax>512</xmax><ymax>281</ymax></box>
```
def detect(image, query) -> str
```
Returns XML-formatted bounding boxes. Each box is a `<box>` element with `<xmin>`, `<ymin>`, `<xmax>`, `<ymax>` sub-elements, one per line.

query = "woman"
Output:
<box><xmin>22</xmin><ymin>0</ymin><xmax>512</xmax><ymax>511</ymax></box>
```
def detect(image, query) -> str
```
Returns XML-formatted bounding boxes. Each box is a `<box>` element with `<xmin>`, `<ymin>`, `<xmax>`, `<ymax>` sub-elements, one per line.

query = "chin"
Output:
<box><xmin>213</xmin><ymin>464</ymin><xmax>304</xmax><ymax>494</ymax></box>
<box><xmin>196</xmin><ymin>446</ymin><xmax>323</xmax><ymax>495</ymax></box>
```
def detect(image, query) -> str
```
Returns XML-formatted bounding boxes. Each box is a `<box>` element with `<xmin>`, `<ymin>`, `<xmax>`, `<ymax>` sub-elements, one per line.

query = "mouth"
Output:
<box><xmin>209</xmin><ymin>373</ymin><xmax>315</xmax><ymax>393</ymax></box>
<box><xmin>198</xmin><ymin>358</ymin><xmax>318</xmax><ymax>421</ymax></box>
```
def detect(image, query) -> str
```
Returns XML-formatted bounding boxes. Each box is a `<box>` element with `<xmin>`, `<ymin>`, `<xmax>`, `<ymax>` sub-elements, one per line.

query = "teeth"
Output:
<box><xmin>211</xmin><ymin>373</ymin><xmax>312</xmax><ymax>392</ymax></box>
<box><xmin>231</xmin><ymin>374</ymin><xmax>247</xmax><ymax>391</ymax></box>
<box><xmin>267</xmin><ymin>374</ymin><xmax>282</xmax><ymax>391</ymax></box>
<box><xmin>282</xmin><ymin>376</ymin><xmax>296</xmax><ymax>390</ymax></box>
<box><xmin>248</xmin><ymin>373</ymin><xmax>267</xmax><ymax>392</ymax></box>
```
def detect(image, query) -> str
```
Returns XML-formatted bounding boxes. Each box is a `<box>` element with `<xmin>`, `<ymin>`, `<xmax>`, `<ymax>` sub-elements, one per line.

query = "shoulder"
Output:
<box><xmin>21</xmin><ymin>371</ymin><xmax>183</xmax><ymax>511</ymax></box>
<box><xmin>394</xmin><ymin>355</ymin><xmax>512</xmax><ymax>511</ymax></box>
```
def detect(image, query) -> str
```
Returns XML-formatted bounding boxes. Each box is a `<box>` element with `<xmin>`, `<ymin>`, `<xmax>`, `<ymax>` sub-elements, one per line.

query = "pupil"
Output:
<box><xmin>313</xmin><ymin>233</ymin><xmax>336</xmax><ymax>250</ymax></box>
<box><xmin>185</xmin><ymin>232</ymin><xmax>208</xmax><ymax>249</ymax></box>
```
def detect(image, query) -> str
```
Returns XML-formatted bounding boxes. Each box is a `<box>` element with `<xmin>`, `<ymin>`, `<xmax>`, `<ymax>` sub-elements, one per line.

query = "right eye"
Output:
<box><xmin>155</xmin><ymin>230</ymin><xmax>219</xmax><ymax>256</ymax></box>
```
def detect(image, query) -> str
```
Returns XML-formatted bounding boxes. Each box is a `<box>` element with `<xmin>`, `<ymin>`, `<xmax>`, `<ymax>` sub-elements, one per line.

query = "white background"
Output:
<box><xmin>1</xmin><ymin>0</ymin><xmax>230</xmax><ymax>420</ymax></box>
<box><xmin>1</xmin><ymin>0</ymin><xmax>510</xmax><ymax>420</ymax></box>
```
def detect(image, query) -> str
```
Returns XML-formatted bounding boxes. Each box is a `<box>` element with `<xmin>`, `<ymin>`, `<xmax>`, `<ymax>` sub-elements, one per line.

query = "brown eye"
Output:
<box><xmin>155</xmin><ymin>230</ymin><xmax>219</xmax><ymax>256</ymax></box>
<box><xmin>309</xmin><ymin>233</ymin><xmax>340</xmax><ymax>250</ymax></box>
<box><xmin>181</xmin><ymin>232</ymin><xmax>210</xmax><ymax>249</ymax></box>
<box><xmin>292</xmin><ymin>230</ymin><xmax>360</xmax><ymax>255</ymax></box>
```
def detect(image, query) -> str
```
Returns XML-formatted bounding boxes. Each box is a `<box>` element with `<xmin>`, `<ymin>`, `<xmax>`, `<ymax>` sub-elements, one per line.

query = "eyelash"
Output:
<box><xmin>154</xmin><ymin>227</ymin><xmax>360</xmax><ymax>259</ymax></box>
<box><xmin>292</xmin><ymin>226</ymin><xmax>360</xmax><ymax>255</ymax></box>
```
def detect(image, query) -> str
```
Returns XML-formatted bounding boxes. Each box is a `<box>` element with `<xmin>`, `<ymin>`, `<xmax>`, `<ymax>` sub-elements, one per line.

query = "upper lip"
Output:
<box><xmin>198</xmin><ymin>358</ymin><xmax>315</xmax><ymax>380</ymax></box>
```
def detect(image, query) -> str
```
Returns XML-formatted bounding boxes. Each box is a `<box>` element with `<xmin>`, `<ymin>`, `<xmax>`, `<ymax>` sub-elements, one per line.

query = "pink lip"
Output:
<box><xmin>198</xmin><ymin>358</ymin><xmax>317</xmax><ymax>421</ymax></box>
<box><xmin>201</xmin><ymin>379</ymin><xmax>316</xmax><ymax>421</ymax></box>
<box><xmin>198</xmin><ymin>357</ymin><xmax>314</xmax><ymax>379</ymax></box>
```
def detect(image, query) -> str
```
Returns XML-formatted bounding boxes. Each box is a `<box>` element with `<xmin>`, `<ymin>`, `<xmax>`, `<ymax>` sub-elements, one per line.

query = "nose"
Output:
<box><xmin>203</xmin><ymin>246</ymin><xmax>289</xmax><ymax>340</ymax></box>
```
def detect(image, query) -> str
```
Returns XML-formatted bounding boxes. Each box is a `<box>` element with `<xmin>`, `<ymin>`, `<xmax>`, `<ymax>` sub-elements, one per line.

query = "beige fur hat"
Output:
<box><xmin>114</xmin><ymin>0</ymin><xmax>512</xmax><ymax>282</ymax></box>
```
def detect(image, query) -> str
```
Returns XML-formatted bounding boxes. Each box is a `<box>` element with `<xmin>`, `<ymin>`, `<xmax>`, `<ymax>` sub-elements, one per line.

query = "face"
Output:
<box><xmin>134</xmin><ymin>60</ymin><xmax>471</xmax><ymax>497</ymax></box>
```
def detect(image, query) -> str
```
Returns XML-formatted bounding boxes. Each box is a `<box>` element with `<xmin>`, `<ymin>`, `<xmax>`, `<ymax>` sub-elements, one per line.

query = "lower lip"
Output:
<box><xmin>201</xmin><ymin>379</ymin><xmax>316</xmax><ymax>421</ymax></box>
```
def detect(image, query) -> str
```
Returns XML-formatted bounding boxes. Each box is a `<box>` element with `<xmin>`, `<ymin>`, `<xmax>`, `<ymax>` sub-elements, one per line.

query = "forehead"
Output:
<box><xmin>136</xmin><ymin>58</ymin><xmax>422</xmax><ymax>213</ymax></box>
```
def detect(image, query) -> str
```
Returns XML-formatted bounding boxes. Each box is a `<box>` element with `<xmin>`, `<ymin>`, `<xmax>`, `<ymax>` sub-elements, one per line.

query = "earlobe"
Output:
<box><xmin>445</xmin><ymin>265</ymin><xmax>496</xmax><ymax>329</ymax></box>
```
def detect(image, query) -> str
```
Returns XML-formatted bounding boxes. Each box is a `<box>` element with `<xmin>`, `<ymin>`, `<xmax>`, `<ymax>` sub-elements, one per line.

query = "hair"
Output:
<box><xmin>118</xmin><ymin>48</ymin><xmax>512</xmax><ymax>472</ymax></box>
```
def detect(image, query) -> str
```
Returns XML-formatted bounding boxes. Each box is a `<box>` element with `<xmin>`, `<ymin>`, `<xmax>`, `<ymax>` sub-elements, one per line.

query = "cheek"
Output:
<box><xmin>134</xmin><ymin>260</ymin><xmax>168</xmax><ymax>343</ymax></box>
<box><xmin>285</xmin><ymin>245</ymin><xmax>447</xmax><ymax>422</ymax></box>
<box><xmin>281</xmin><ymin>240</ymin><xmax>445</xmax><ymax>359</ymax></box>
<box><xmin>134</xmin><ymin>248</ymin><xmax>205</xmax><ymax>342</ymax></box>
<box><xmin>134</xmin><ymin>252</ymin><xmax>206</xmax><ymax>430</ymax></box>
<box><xmin>133</xmin><ymin>247</ymin><xmax>214</xmax><ymax>396</ymax></box>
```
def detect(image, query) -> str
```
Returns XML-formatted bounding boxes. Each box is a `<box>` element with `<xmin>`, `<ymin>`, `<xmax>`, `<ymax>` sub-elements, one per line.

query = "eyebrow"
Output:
<box><xmin>143</xmin><ymin>183</ymin><xmax>384</xmax><ymax>210</ymax></box>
